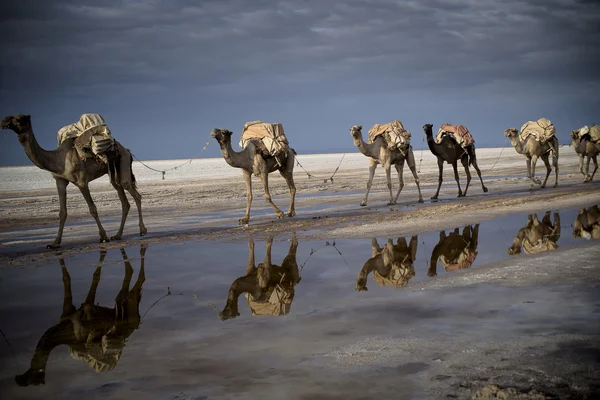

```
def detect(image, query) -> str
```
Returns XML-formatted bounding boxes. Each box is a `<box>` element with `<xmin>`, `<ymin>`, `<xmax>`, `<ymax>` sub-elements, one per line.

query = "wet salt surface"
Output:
<box><xmin>0</xmin><ymin>205</ymin><xmax>597</xmax><ymax>399</ymax></box>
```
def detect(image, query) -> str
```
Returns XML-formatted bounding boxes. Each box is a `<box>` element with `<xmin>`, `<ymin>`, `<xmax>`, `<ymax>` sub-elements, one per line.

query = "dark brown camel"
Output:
<box><xmin>423</xmin><ymin>124</ymin><xmax>488</xmax><ymax>200</ymax></box>
<box><xmin>219</xmin><ymin>234</ymin><xmax>300</xmax><ymax>320</ymax></box>
<box><xmin>15</xmin><ymin>245</ymin><xmax>146</xmax><ymax>386</ymax></box>
<box><xmin>428</xmin><ymin>225</ymin><xmax>479</xmax><ymax>277</ymax></box>
<box><xmin>1</xmin><ymin>114</ymin><xmax>146</xmax><ymax>249</ymax></box>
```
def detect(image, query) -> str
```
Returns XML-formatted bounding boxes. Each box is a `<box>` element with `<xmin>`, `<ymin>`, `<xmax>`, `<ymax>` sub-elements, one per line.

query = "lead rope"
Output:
<box><xmin>295</xmin><ymin>153</ymin><xmax>346</xmax><ymax>183</ymax></box>
<box><xmin>132</xmin><ymin>138</ymin><xmax>211</xmax><ymax>180</ymax></box>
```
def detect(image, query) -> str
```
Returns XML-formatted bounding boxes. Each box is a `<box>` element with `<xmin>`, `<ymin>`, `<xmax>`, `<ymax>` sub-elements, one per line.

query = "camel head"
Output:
<box><xmin>15</xmin><ymin>368</ymin><xmax>45</xmax><ymax>387</ymax></box>
<box><xmin>570</xmin><ymin>130</ymin><xmax>579</xmax><ymax>140</ymax></box>
<box><xmin>507</xmin><ymin>240</ymin><xmax>522</xmax><ymax>255</ymax></box>
<box><xmin>504</xmin><ymin>128</ymin><xmax>518</xmax><ymax>138</ymax></box>
<box><xmin>1</xmin><ymin>114</ymin><xmax>31</xmax><ymax>135</ymax></box>
<box><xmin>218</xmin><ymin>303</ymin><xmax>240</xmax><ymax>321</ymax></box>
<box><xmin>210</xmin><ymin>128</ymin><xmax>233</xmax><ymax>145</ymax></box>
<box><xmin>422</xmin><ymin>124</ymin><xmax>433</xmax><ymax>135</ymax></box>
<box><xmin>349</xmin><ymin>125</ymin><xmax>363</xmax><ymax>140</ymax></box>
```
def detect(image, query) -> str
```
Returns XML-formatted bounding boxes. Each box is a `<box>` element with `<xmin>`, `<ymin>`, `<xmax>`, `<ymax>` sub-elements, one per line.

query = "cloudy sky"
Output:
<box><xmin>1</xmin><ymin>0</ymin><xmax>599</xmax><ymax>166</ymax></box>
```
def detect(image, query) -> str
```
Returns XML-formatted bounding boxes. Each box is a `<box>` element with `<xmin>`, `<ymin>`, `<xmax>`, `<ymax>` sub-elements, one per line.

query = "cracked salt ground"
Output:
<box><xmin>0</xmin><ymin>204</ymin><xmax>598</xmax><ymax>399</ymax></box>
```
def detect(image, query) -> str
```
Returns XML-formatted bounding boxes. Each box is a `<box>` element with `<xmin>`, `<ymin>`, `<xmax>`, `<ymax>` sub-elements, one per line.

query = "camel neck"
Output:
<box><xmin>353</xmin><ymin>134</ymin><xmax>377</xmax><ymax>158</ymax></box>
<box><xmin>219</xmin><ymin>139</ymin><xmax>251</xmax><ymax>170</ymax></box>
<box><xmin>20</xmin><ymin>131</ymin><xmax>64</xmax><ymax>174</ymax></box>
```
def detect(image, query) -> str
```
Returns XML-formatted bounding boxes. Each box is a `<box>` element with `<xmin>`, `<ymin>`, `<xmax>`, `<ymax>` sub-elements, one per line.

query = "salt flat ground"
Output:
<box><xmin>0</xmin><ymin>146</ymin><xmax>599</xmax><ymax>399</ymax></box>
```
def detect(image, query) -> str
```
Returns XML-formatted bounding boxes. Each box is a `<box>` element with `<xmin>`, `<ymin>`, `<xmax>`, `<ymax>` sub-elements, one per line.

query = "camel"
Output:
<box><xmin>210</xmin><ymin>128</ymin><xmax>296</xmax><ymax>225</ymax></box>
<box><xmin>1</xmin><ymin>114</ymin><xmax>146</xmax><ymax>249</ymax></box>
<box><xmin>15</xmin><ymin>245</ymin><xmax>146</xmax><ymax>387</ymax></box>
<box><xmin>428</xmin><ymin>225</ymin><xmax>479</xmax><ymax>277</ymax></box>
<box><xmin>219</xmin><ymin>234</ymin><xmax>300</xmax><ymax>320</ymax></box>
<box><xmin>349</xmin><ymin>125</ymin><xmax>423</xmax><ymax>206</ymax></box>
<box><xmin>422</xmin><ymin>124</ymin><xmax>488</xmax><ymax>200</ymax></box>
<box><xmin>355</xmin><ymin>236</ymin><xmax>417</xmax><ymax>291</ymax></box>
<box><xmin>504</xmin><ymin>128</ymin><xmax>559</xmax><ymax>190</ymax></box>
<box><xmin>573</xmin><ymin>205</ymin><xmax>600</xmax><ymax>240</ymax></box>
<box><xmin>570</xmin><ymin>130</ymin><xmax>600</xmax><ymax>182</ymax></box>
<box><xmin>508</xmin><ymin>212</ymin><xmax>561</xmax><ymax>255</ymax></box>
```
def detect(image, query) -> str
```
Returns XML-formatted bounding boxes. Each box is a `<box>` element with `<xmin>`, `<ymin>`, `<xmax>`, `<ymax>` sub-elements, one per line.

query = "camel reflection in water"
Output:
<box><xmin>428</xmin><ymin>225</ymin><xmax>479</xmax><ymax>277</ymax></box>
<box><xmin>219</xmin><ymin>234</ymin><xmax>300</xmax><ymax>320</ymax></box>
<box><xmin>573</xmin><ymin>205</ymin><xmax>600</xmax><ymax>240</ymax></box>
<box><xmin>15</xmin><ymin>245</ymin><xmax>147</xmax><ymax>387</ymax></box>
<box><xmin>508</xmin><ymin>212</ymin><xmax>560</xmax><ymax>255</ymax></box>
<box><xmin>355</xmin><ymin>236</ymin><xmax>417</xmax><ymax>291</ymax></box>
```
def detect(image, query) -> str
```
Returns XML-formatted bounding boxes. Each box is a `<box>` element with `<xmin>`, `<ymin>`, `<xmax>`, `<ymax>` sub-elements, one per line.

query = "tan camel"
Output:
<box><xmin>219</xmin><ymin>234</ymin><xmax>300</xmax><ymax>320</ymax></box>
<box><xmin>210</xmin><ymin>128</ymin><xmax>296</xmax><ymax>225</ymax></box>
<box><xmin>508</xmin><ymin>212</ymin><xmax>560</xmax><ymax>255</ymax></box>
<box><xmin>428</xmin><ymin>225</ymin><xmax>479</xmax><ymax>277</ymax></box>
<box><xmin>422</xmin><ymin>124</ymin><xmax>488</xmax><ymax>200</ymax></box>
<box><xmin>504</xmin><ymin>128</ymin><xmax>559</xmax><ymax>190</ymax></box>
<box><xmin>570</xmin><ymin>130</ymin><xmax>600</xmax><ymax>182</ymax></box>
<box><xmin>573</xmin><ymin>205</ymin><xmax>600</xmax><ymax>240</ymax></box>
<box><xmin>15</xmin><ymin>245</ymin><xmax>146</xmax><ymax>386</ymax></box>
<box><xmin>355</xmin><ymin>236</ymin><xmax>417</xmax><ymax>291</ymax></box>
<box><xmin>1</xmin><ymin>114</ymin><xmax>146</xmax><ymax>249</ymax></box>
<box><xmin>349</xmin><ymin>125</ymin><xmax>423</xmax><ymax>206</ymax></box>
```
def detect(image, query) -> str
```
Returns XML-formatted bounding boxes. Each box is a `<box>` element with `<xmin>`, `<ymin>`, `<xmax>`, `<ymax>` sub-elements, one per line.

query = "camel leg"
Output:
<box><xmin>540</xmin><ymin>154</ymin><xmax>551</xmax><ymax>188</ymax></box>
<box><xmin>578</xmin><ymin>154</ymin><xmax>586</xmax><ymax>181</ymax></box>
<box><xmin>431</xmin><ymin>158</ymin><xmax>444</xmax><ymax>200</ymax></box>
<box><xmin>258</xmin><ymin>236</ymin><xmax>274</xmax><ymax>290</ymax></box>
<box><xmin>111</xmin><ymin>183</ymin><xmax>130</xmax><ymax>241</ymax></box>
<box><xmin>59</xmin><ymin>259</ymin><xmax>76</xmax><ymax>318</ymax></box>
<box><xmin>240</xmin><ymin>170</ymin><xmax>253</xmax><ymax>225</ymax></box>
<box><xmin>361</xmin><ymin>160</ymin><xmax>378</xmax><ymax>206</ymax></box>
<box><xmin>530</xmin><ymin>155</ymin><xmax>542</xmax><ymax>187</ymax></box>
<box><xmin>371</xmin><ymin>238</ymin><xmax>382</xmax><ymax>257</ymax></box>
<box><xmin>279</xmin><ymin>167</ymin><xmax>296</xmax><ymax>218</ymax></box>
<box><xmin>261</xmin><ymin>171</ymin><xmax>285</xmax><ymax>218</ymax></box>
<box><xmin>552</xmin><ymin>146</ymin><xmax>559</xmax><ymax>188</ymax></box>
<box><xmin>77</xmin><ymin>185</ymin><xmax>109</xmax><ymax>243</ymax></box>
<box><xmin>49</xmin><ymin>178</ymin><xmax>69</xmax><ymax>249</ymax></box>
<box><xmin>384</xmin><ymin>164</ymin><xmax>395</xmax><ymax>205</ymax></box>
<box><xmin>116</xmin><ymin>247</ymin><xmax>135</xmax><ymax>306</ymax></box>
<box><xmin>460</xmin><ymin>157</ymin><xmax>471</xmax><ymax>197</ymax></box>
<box><xmin>405</xmin><ymin>150</ymin><xmax>423</xmax><ymax>203</ymax></box>
<box><xmin>245</xmin><ymin>235</ymin><xmax>257</xmax><ymax>275</ymax></box>
<box><xmin>590</xmin><ymin>155</ymin><xmax>598</xmax><ymax>181</ymax></box>
<box><xmin>469</xmin><ymin>150</ymin><xmax>488</xmax><ymax>193</ymax></box>
<box><xmin>452</xmin><ymin>162</ymin><xmax>463</xmax><ymax>197</ymax></box>
<box><xmin>393</xmin><ymin>161</ymin><xmax>405</xmax><ymax>204</ymax></box>
<box><xmin>125</xmin><ymin>185</ymin><xmax>147</xmax><ymax>237</ymax></box>
<box><xmin>584</xmin><ymin>156</ymin><xmax>592</xmax><ymax>182</ymax></box>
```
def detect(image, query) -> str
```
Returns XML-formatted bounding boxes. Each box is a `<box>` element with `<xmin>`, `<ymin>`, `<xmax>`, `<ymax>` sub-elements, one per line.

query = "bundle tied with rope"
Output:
<box><xmin>519</xmin><ymin>118</ymin><xmax>556</xmax><ymax>144</ymax></box>
<box><xmin>368</xmin><ymin>120</ymin><xmax>411</xmax><ymax>155</ymax></box>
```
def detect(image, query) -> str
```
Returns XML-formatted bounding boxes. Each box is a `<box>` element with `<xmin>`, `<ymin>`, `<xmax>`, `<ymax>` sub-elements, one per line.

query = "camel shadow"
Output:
<box><xmin>218</xmin><ymin>234</ymin><xmax>300</xmax><ymax>320</ymax></box>
<box><xmin>428</xmin><ymin>225</ymin><xmax>479</xmax><ymax>277</ymax></box>
<box><xmin>15</xmin><ymin>245</ymin><xmax>147</xmax><ymax>387</ymax></box>
<box><xmin>573</xmin><ymin>205</ymin><xmax>600</xmax><ymax>240</ymax></box>
<box><xmin>355</xmin><ymin>236</ymin><xmax>418</xmax><ymax>291</ymax></box>
<box><xmin>508</xmin><ymin>212</ymin><xmax>561</xmax><ymax>255</ymax></box>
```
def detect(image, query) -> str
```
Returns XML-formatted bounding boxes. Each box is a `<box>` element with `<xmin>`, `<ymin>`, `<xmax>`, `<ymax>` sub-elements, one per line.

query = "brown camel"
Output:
<box><xmin>428</xmin><ymin>225</ymin><xmax>479</xmax><ymax>277</ymax></box>
<box><xmin>349</xmin><ymin>125</ymin><xmax>423</xmax><ymax>206</ymax></box>
<box><xmin>1</xmin><ymin>114</ymin><xmax>146</xmax><ymax>249</ymax></box>
<box><xmin>15</xmin><ymin>245</ymin><xmax>146</xmax><ymax>387</ymax></box>
<box><xmin>508</xmin><ymin>212</ymin><xmax>561</xmax><ymax>255</ymax></box>
<box><xmin>504</xmin><ymin>128</ymin><xmax>559</xmax><ymax>190</ymax></box>
<box><xmin>355</xmin><ymin>236</ymin><xmax>417</xmax><ymax>291</ymax></box>
<box><xmin>422</xmin><ymin>124</ymin><xmax>488</xmax><ymax>200</ymax></box>
<box><xmin>573</xmin><ymin>205</ymin><xmax>600</xmax><ymax>240</ymax></box>
<box><xmin>219</xmin><ymin>234</ymin><xmax>300</xmax><ymax>320</ymax></box>
<box><xmin>211</xmin><ymin>128</ymin><xmax>296</xmax><ymax>225</ymax></box>
<box><xmin>570</xmin><ymin>130</ymin><xmax>600</xmax><ymax>182</ymax></box>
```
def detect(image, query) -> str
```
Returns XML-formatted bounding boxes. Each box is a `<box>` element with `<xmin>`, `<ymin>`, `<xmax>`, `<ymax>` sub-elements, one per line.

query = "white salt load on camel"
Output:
<box><xmin>245</xmin><ymin>284</ymin><xmax>294</xmax><ymax>316</ymax></box>
<box><xmin>519</xmin><ymin>117</ymin><xmax>556</xmax><ymax>144</ymax></box>
<box><xmin>435</xmin><ymin>124</ymin><xmax>475</xmax><ymax>149</ymax></box>
<box><xmin>57</xmin><ymin>114</ymin><xmax>115</xmax><ymax>164</ymax></box>
<box><xmin>574</xmin><ymin>125</ymin><xmax>600</xmax><ymax>143</ymax></box>
<box><xmin>368</xmin><ymin>120</ymin><xmax>411</xmax><ymax>155</ymax></box>
<box><xmin>239</xmin><ymin>120</ymin><xmax>290</xmax><ymax>166</ymax></box>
